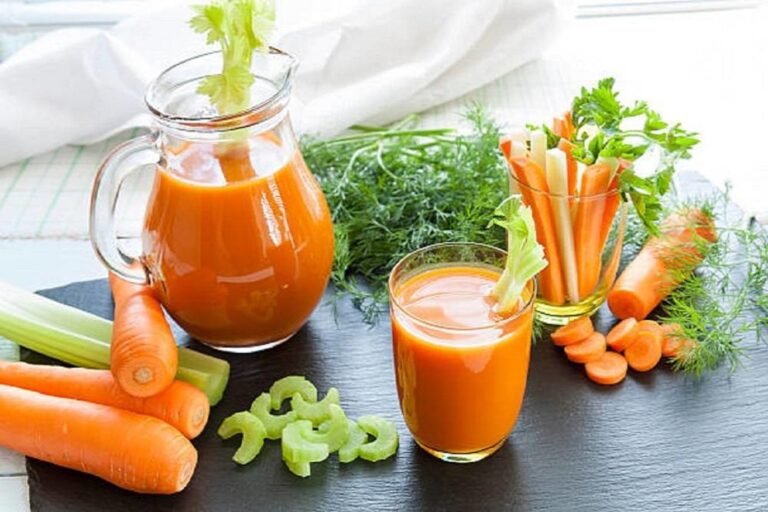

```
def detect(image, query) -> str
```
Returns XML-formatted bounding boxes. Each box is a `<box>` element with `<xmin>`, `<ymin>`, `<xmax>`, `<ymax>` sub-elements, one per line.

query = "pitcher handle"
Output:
<box><xmin>89</xmin><ymin>133</ymin><xmax>159</xmax><ymax>284</ymax></box>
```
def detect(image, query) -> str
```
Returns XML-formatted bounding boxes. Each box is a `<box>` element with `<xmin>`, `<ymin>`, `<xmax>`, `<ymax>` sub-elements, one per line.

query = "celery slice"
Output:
<box><xmin>249</xmin><ymin>392</ymin><xmax>297</xmax><ymax>439</ymax></box>
<box><xmin>357</xmin><ymin>416</ymin><xmax>399</xmax><ymax>462</ymax></box>
<box><xmin>303</xmin><ymin>404</ymin><xmax>349</xmax><ymax>452</ymax></box>
<box><xmin>269</xmin><ymin>376</ymin><xmax>317</xmax><ymax>410</ymax></box>
<box><xmin>0</xmin><ymin>285</ymin><xmax>230</xmax><ymax>405</ymax></box>
<box><xmin>282</xmin><ymin>420</ymin><xmax>329</xmax><ymax>477</ymax></box>
<box><xmin>284</xmin><ymin>459</ymin><xmax>311</xmax><ymax>478</ymax></box>
<box><xmin>291</xmin><ymin>387</ymin><xmax>340</xmax><ymax>424</ymax></box>
<box><xmin>338</xmin><ymin>420</ymin><xmax>367</xmax><ymax>463</ymax></box>
<box><xmin>218</xmin><ymin>412</ymin><xmax>267</xmax><ymax>465</ymax></box>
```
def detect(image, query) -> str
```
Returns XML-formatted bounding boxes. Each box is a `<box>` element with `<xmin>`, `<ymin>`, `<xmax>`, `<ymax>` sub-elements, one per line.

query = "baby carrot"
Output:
<box><xmin>551</xmin><ymin>316</ymin><xmax>594</xmax><ymax>346</ymax></box>
<box><xmin>585</xmin><ymin>351</ymin><xmax>627</xmax><ymax>385</ymax></box>
<box><xmin>0</xmin><ymin>361</ymin><xmax>208</xmax><ymax>439</ymax></box>
<box><xmin>606</xmin><ymin>317</ymin><xmax>639</xmax><ymax>352</ymax></box>
<box><xmin>109</xmin><ymin>273</ymin><xmax>178</xmax><ymax>398</ymax></box>
<box><xmin>564</xmin><ymin>332</ymin><xmax>607</xmax><ymax>363</ymax></box>
<box><xmin>0</xmin><ymin>384</ymin><xmax>197</xmax><ymax>494</ymax></box>
<box><xmin>573</xmin><ymin>163</ymin><xmax>613</xmax><ymax>298</ymax></box>
<box><xmin>607</xmin><ymin>208</ymin><xmax>716</xmax><ymax>320</ymax></box>
<box><xmin>624</xmin><ymin>328</ymin><xmax>662</xmax><ymax>372</ymax></box>
<box><xmin>508</xmin><ymin>155</ymin><xmax>566</xmax><ymax>305</ymax></box>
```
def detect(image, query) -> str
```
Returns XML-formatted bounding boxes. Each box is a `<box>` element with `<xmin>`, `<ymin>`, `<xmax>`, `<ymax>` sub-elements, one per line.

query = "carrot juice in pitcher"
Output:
<box><xmin>90</xmin><ymin>50</ymin><xmax>334</xmax><ymax>351</ymax></box>
<box><xmin>142</xmin><ymin>136</ymin><xmax>334</xmax><ymax>348</ymax></box>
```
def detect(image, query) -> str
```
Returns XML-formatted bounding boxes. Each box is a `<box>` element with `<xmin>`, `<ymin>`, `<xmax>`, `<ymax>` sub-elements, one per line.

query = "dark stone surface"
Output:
<box><xmin>26</xmin><ymin>171</ymin><xmax>768</xmax><ymax>511</ymax></box>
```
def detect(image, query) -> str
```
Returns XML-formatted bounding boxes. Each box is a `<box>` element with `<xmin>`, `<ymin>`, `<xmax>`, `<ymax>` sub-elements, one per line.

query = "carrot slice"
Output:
<box><xmin>110</xmin><ymin>273</ymin><xmax>178</xmax><ymax>398</ymax></box>
<box><xmin>551</xmin><ymin>316</ymin><xmax>594</xmax><ymax>346</ymax></box>
<box><xmin>624</xmin><ymin>328</ymin><xmax>662</xmax><ymax>372</ymax></box>
<box><xmin>0</xmin><ymin>384</ymin><xmax>197</xmax><ymax>494</ymax></box>
<box><xmin>585</xmin><ymin>351</ymin><xmax>627</xmax><ymax>385</ymax></box>
<box><xmin>573</xmin><ymin>163</ymin><xmax>613</xmax><ymax>298</ymax></box>
<box><xmin>508</xmin><ymin>156</ymin><xmax>566</xmax><ymax>305</ymax></box>
<box><xmin>564</xmin><ymin>332</ymin><xmax>607</xmax><ymax>363</ymax></box>
<box><xmin>607</xmin><ymin>208</ymin><xmax>716</xmax><ymax>320</ymax></box>
<box><xmin>0</xmin><ymin>361</ymin><xmax>208</xmax><ymax>439</ymax></box>
<box><xmin>606</xmin><ymin>317</ymin><xmax>639</xmax><ymax>352</ymax></box>
<box><xmin>636</xmin><ymin>319</ymin><xmax>662</xmax><ymax>336</ymax></box>
<box><xmin>660</xmin><ymin>323</ymin><xmax>686</xmax><ymax>357</ymax></box>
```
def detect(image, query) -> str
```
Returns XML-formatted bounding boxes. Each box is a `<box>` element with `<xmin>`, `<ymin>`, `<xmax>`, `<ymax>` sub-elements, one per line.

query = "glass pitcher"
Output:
<box><xmin>90</xmin><ymin>49</ymin><xmax>334</xmax><ymax>352</ymax></box>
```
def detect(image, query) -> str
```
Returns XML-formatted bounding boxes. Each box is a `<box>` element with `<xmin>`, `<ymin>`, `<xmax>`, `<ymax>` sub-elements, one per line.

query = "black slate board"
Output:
<box><xmin>26</xmin><ymin>172</ymin><xmax>768</xmax><ymax>512</ymax></box>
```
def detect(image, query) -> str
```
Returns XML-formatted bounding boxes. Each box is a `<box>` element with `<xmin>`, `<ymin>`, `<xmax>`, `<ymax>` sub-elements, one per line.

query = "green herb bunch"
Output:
<box><xmin>302</xmin><ymin>107</ymin><xmax>509</xmax><ymax>322</ymax></box>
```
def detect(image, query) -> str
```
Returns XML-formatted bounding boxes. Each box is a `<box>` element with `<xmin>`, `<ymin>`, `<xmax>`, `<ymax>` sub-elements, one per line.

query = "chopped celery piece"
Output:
<box><xmin>218</xmin><ymin>412</ymin><xmax>267</xmax><ymax>465</ymax></box>
<box><xmin>270</xmin><ymin>376</ymin><xmax>317</xmax><ymax>409</ymax></box>
<box><xmin>338</xmin><ymin>420</ymin><xmax>367</xmax><ymax>463</ymax></box>
<box><xmin>357</xmin><ymin>416</ymin><xmax>399</xmax><ymax>462</ymax></box>
<box><xmin>291</xmin><ymin>387</ymin><xmax>340</xmax><ymax>424</ymax></box>
<box><xmin>284</xmin><ymin>459</ymin><xmax>311</xmax><ymax>478</ymax></box>
<box><xmin>249</xmin><ymin>392</ymin><xmax>297</xmax><ymax>439</ymax></box>
<box><xmin>282</xmin><ymin>420</ymin><xmax>329</xmax><ymax>464</ymax></box>
<box><xmin>0</xmin><ymin>282</ymin><xmax>230</xmax><ymax>405</ymax></box>
<box><xmin>303</xmin><ymin>404</ymin><xmax>349</xmax><ymax>452</ymax></box>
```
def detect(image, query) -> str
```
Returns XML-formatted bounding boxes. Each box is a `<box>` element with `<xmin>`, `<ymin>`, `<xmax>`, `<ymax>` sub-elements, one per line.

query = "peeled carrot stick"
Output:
<box><xmin>564</xmin><ymin>332</ymin><xmax>607</xmax><ymax>363</ymax></box>
<box><xmin>110</xmin><ymin>273</ymin><xmax>178</xmax><ymax>398</ymax></box>
<box><xmin>607</xmin><ymin>208</ymin><xmax>716</xmax><ymax>320</ymax></box>
<box><xmin>0</xmin><ymin>361</ymin><xmax>208</xmax><ymax>439</ymax></box>
<box><xmin>508</xmin><ymin>156</ymin><xmax>566</xmax><ymax>305</ymax></box>
<box><xmin>585</xmin><ymin>351</ymin><xmax>627</xmax><ymax>385</ymax></box>
<box><xmin>557</xmin><ymin>139</ymin><xmax>578</xmax><ymax>199</ymax></box>
<box><xmin>624</xmin><ymin>328</ymin><xmax>662</xmax><ymax>372</ymax></box>
<box><xmin>551</xmin><ymin>316</ymin><xmax>594</xmax><ymax>346</ymax></box>
<box><xmin>573</xmin><ymin>163</ymin><xmax>613</xmax><ymax>298</ymax></box>
<box><xmin>596</xmin><ymin>159</ymin><xmax>630</xmax><ymax>252</ymax></box>
<box><xmin>0</xmin><ymin>384</ymin><xmax>197</xmax><ymax>494</ymax></box>
<box><xmin>606</xmin><ymin>317</ymin><xmax>639</xmax><ymax>352</ymax></box>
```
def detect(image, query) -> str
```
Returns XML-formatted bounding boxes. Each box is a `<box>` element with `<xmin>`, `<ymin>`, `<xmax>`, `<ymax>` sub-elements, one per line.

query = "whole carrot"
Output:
<box><xmin>0</xmin><ymin>361</ymin><xmax>208</xmax><ymax>439</ymax></box>
<box><xmin>110</xmin><ymin>272</ymin><xmax>178</xmax><ymax>398</ymax></box>
<box><xmin>0</xmin><ymin>384</ymin><xmax>197</xmax><ymax>494</ymax></box>
<box><xmin>607</xmin><ymin>208</ymin><xmax>716</xmax><ymax>320</ymax></box>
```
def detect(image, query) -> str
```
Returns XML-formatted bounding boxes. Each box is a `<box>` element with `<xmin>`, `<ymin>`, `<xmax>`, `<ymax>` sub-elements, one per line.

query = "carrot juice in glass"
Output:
<box><xmin>389</xmin><ymin>242</ymin><xmax>537</xmax><ymax>462</ymax></box>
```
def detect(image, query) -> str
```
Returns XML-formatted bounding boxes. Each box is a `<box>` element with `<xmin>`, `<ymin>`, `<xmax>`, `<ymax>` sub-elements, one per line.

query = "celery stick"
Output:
<box><xmin>250</xmin><ymin>393</ymin><xmax>297</xmax><ymax>439</ymax></box>
<box><xmin>0</xmin><ymin>287</ymin><xmax>230</xmax><ymax>405</ymax></box>
<box><xmin>291</xmin><ymin>387</ymin><xmax>340</xmax><ymax>425</ymax></box>
<box><xmin>545</xmin><ymin>148</ymin><xmax>580</xmax><ymax>303</ymax></box>
<box><xmin>530</xmin><ymin>130</ymin><xmax>547</xmax><ymax>171</ymax></box>
<box><xmin>338</xmin><ymin>420</ymin><xmax>367</xmax><ymax>463</ymax></box>
<box><xmin>218</xmin><ymin>412</ymin><xmax>267</xmax><ymax>465</ymax></box>
<box><xmin>357</xmin><ymin>416</ymin><xmax>399</xmax><ymax>462</ymax></box>
<box><xmin>0</xmin><ymin>337</ymin><xmax>19</xmax><ymax>362</ymax></box>
<box><xmin>303</xmin><ymin>404</ymin><xmax>349</xmax><ymax>452</ymax></box>
<box><xmin>270</xmin><ymin>376</ymin><xmax>317</xmax><ymax>409</ymax></box>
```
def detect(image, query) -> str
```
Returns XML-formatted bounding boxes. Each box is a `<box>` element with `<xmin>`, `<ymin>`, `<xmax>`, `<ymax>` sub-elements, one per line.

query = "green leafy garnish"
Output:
<box><xmin>189</xmin><ymin>0</ymin><xmax>276</xmax><ymax>114</ymax></box>
<box><xmin>304</xmin><ymin>106</ymin><xmax>509</xmax><ymax>322</ymax></box>
<box><xmin>488</xmin><ymin>196</ymin><xmax>548</xmax><ymax>315</ymax></box>
<box><xmin>568</xmin><ymin>78</ymin><xmax>699</xmax><ymax>235</ymax></box>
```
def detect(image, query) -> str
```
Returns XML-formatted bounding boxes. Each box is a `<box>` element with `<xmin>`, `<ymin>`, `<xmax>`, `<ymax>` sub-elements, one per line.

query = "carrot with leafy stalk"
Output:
<box><xmin>110</xmin><ymin>273</ymin><xmax>178</xmax><ymax>398</ymax></box>
<box><xmin>189</xmin><ymin>0</ymin><xmax>276</xmax><ymax>181</ymax></box>
<box><xmin>0</xmin><ymin>384</ymin><xmax>197</xmax><ymax>494</ymax></box>
<box><xmin>487</xmin><ymin>195</ymin><xmax>549</xmax><ymax>315</ymax></box>
<box><xmin>0</xmin><ymin>361</ymin><xmax>208</xmax><ymax>439</ymax></box>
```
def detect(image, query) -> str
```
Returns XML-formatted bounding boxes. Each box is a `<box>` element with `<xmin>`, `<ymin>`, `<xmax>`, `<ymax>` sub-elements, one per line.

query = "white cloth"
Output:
<box><xmin>0</xmin><ymin>0</ymin><xmax>565</xmax><ymax>167</ymax></box>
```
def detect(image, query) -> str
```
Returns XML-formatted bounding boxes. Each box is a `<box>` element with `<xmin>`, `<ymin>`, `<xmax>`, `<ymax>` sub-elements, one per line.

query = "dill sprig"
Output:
<box><xmin>622</xmin><ymin>186</ymin><xmax>768</xmax><ymax>376</ymax></box>
<box><xmin>302</xmin><ymin>106</ymin><xmax>509</xmax><ymax>323</ymax></box>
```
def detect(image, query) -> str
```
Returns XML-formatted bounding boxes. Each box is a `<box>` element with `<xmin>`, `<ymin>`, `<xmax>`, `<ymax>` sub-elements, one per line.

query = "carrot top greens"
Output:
<box><xmin>189</xmin><ymin>0</ymin><xmax>276</xmax><ymax>114</ymax></box>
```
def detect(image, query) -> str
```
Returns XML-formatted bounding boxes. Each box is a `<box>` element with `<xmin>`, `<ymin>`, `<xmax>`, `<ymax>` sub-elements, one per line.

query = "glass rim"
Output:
<box><xmin>509</xmin><ymin>169</ymin><xmax>622</xmax><ymax>200</ymax></box>
<box><xmin>145</xmin><ymin>48</ymin><xmax>296</xmax><ymax>131</ymax></box>
<box><xmin>388</xmin><ymin>241</ymin><xmax>537</xmax><ymax>332</ymax></box>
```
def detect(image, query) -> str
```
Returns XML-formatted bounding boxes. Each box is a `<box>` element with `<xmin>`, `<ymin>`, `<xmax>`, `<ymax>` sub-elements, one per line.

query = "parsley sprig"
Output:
<box><xmin>189</xmin><ymin>0</ymin><xmax>276</xmax><ymax>114</ymax></box>
<box><xmin>562</xmin><ymin>78</ymin><xmax>699</xmax><ymax>235</ymax></box>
